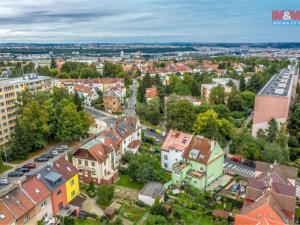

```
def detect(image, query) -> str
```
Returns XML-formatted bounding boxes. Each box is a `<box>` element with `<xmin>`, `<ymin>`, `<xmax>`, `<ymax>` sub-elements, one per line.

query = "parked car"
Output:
<box><xmin>61</xmin><ymin>145</ymin><xmax>68</xmax><ymax>151</ymax></box>
<box><xmin>8</xmin><ymin>171</ymin><xmax>24</xmax><ymax>177</ymax></box>
<box><xmin>240</xmin><ymin>185</ymin><xmax>246</xmax><ymax>194</ymax></box>
<box><xmin>0</xmin><ymin>178</ymin><xmax>10</xmax><ymax>185</ymax></box>
<box><xmin>51</xmin><ymin>150</ymin><xmax>59</xmax><ymax>156</ymax></box>
<box><xmin>231</xmin><ymin>156</ymin><xmax>242</xmax><ymax>163</ymax></box>
<box><xmin>16</xmin><ymin>167</ymin><xmax>30</xmax><ymax>173</ymax></box>
<box><xmin>242</xmin><ymin>159</ymin><xmax>255</xmax><ymax>168</ymax></box>
<box><xmin>34</xmin><ymin>157</ymin><xmax>49</xmax><ymax>162</ymax></box>
<box><xmin>42</xmin><ymin>153</ymin><xmax>54</xmax><ymax>159</ymax></box>
<box><xmin>23</xmin><ymin>163</ymin><xmax>36</xmax><ymax>169</ymax></box>
<box><xmin>56</xmin><ymin>147</ymin><xmax>64</xmax><ymax>153</ymax></box>
<box><xmin>230</xmin><ymin>183</ymin><xmax>240</xmax><ymax>193</ymax></box>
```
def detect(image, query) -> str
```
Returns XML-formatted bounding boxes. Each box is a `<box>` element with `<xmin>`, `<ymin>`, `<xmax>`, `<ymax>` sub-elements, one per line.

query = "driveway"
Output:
<box><xmin>81</xmin><ymin>196</ymin><xmax>104</xmax><ymax>216</ymax></box>
<box><xmin>115</xmin><ymin>185</ymin><xmax>139</xmax><ymax>201</ymax></box>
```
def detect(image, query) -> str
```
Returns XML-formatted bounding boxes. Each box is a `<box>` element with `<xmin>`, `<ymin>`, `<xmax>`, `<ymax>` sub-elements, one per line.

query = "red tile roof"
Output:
<box><xmin>145</xmin><ymin>86</ymin><xmax>158</xmax><ymax>98</ymax></box>
<box><xmin>21</xmin><ymin>175</ymin><xmax>51</xmax><ymax>204</ymax></box>
<box><xmin>183</xmin><ymin>136</ymin><xmax>212</xmax><ymax>164</ymax></box>
<box><xmin>0</xmin><ymin>201</ymin><xmax>16</xmax><ymax>225</ymax></box>
<box><xmin>161</xmin><ymin>130</ymin><xmax>193</xmax><ymax>152</ymax></box>
<box><xmin>74</xmin><ymin>85</ymin><xmax>94</xmax><ymax>95</ymax></box>
<box><xmin>0</xmin><ymin>187</ymin><xmax>35</xmax><ymax>219</ymax></box>
<box><xmin>235</xmin><ymin>192</ymin><xmax>291</xmax><ymax>225</ymax></box>
<box><xmin>53</xmin><ymin>157</ymin><xmax>79</xmax><ymax>180</ymax></box>
<box><xmin>89</xmin><ymin>143</ymin><xmax>111</xmax><ymax>162</ymax></box>
<box><xmin>128</xmin><ymin>140</ymin><xmax>141</xmax><ymax>148</ymax></box>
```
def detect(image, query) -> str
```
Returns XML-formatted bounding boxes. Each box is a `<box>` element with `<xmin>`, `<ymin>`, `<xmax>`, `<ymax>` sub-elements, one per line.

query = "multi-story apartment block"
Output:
<box><xmin>201</xmin><ymin>78</ymin><xmax>239</xmax><ymax>102</ymax></box>
<box><xmin>0</xmin><ymin>74</ymin><xmax>51</xmax><ymax>146</ymax></box>
<box><xmin>252</xmin><ymin>64</ymin><xmax>299</xmax><ymax>137</ymax></box>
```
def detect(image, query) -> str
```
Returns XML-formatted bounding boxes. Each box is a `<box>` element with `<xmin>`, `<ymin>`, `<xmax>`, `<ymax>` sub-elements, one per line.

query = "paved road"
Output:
<box><xmin>223</xmin><ymin>158</ymin><xmax>255</xmax><ymax>179</ymax></box>
<box><xmin>296</xmin><ymin>180</ymin><xmax>300</xmax><ymax>198</ymax></box>
<box><xmin>85</xmin><ymin>104</ymin><xmax>165</xmax><ymax>143</ymax></box>
<box><xmin>125</xmin><ymin>79</ymin><xmax>138</xmax><ymax>117</ymax></box>
<box><xmin>0</xmin><ymin>143</ymin><xmax>67</xmax><ymax>192</ymax></box>
<box><xmin>84</xmin><ymin>105</ymin><xmax>117</xmax><ymax>126</ymax></box>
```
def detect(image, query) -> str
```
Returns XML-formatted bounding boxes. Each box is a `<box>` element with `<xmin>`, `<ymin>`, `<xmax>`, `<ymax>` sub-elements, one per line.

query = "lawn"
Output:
<box><xmin>118</xmin><ymin>201</ymin><xmax>146</xmax><ymax>224</ymax></box>
<box><xmin>116</xmin><ymin>174</ymin><xmax>143</xmax><ymax>190</ymax></box>
<box><xmin>172</xmin><ymin>204</ymin><xmax>215</xmax><ymax>225</ymax></box>
<box><xmin>0</xmin><ymin>164</ymin><xmax>12</xmax><ymax>174</ymax></box>
<box><xmin>75</xmin><ymin>218</ymin><xmax>101</xmax><ymax>225</ymax></box>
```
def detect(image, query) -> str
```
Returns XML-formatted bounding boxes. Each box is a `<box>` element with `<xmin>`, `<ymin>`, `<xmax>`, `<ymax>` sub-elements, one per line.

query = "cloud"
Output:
<box><xmin>0</xmin><ymin>0</ymin><xmax>299</xmax><ymax>42</ymax></box>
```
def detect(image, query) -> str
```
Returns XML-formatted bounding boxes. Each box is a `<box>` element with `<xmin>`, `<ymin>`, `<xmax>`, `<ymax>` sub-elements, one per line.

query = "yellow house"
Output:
<box><xmin>54</xmin><ymin>157</ymin><xmax>80</xmax><ymax>203</ymax></box>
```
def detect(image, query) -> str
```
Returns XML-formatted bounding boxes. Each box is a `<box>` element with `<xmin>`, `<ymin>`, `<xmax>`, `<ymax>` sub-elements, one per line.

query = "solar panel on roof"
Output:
<box><xmin>116</xmin><ymin>128</ymin><xmax>126</xmax><ymax>139</ymax></box>
<box><xmin>108</xmin><ymin>133</ymin><xmax>118</xmax><ymax>142</ymax></box>
<box><xmin>44</xmin><ymin>171</ymin><xmax>62</xmax><ymax>183</ymax></box>
<box><xmin>119</xmin><ymin>122</ymin><xmax>126</xmax><ymax>131</ymax></box>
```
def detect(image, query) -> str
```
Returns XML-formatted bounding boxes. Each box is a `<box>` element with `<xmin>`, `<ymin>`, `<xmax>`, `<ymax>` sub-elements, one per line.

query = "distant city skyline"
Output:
<box><xmin>0</xmin><ymin>0</ymin><xmax>300</xmax><ymax>43</ymax></box>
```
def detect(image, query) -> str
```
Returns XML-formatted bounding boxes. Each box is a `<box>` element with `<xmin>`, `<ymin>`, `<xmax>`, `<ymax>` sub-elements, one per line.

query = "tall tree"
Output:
<box><xmin>239</xmin><ymin>76</ymin><xmax>246</xmax><ymax>92</ymax></box>
<box><xmin>166</xmin><ymin>96</ymin><xmax>195</xmax><ymax>132</ymax></box>
<box><xmin>73</xmin><ymin>91</ymin><xmax>84</xmax><ymax>111</ymax></box>
<box><xmin>209</xmin><ymin>85</ymin><xmax>226</xmax><ymax>104</ymax></box>
<box><xmin>50</xmin><ymin>56</ymin><xmax>57</xmax><ymax>69</ymax></box>
<box><xmin>267</xmin><ymin>118</ymin><xmax>279</xmax><ymax>142</ymax></box>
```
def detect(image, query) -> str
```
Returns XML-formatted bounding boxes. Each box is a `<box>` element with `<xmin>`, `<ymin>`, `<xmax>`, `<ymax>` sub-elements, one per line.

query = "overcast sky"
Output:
<box><xmin>0</xmin><ymin>0</ymin><xmax>299</xmax><ymax>43</ymax></box>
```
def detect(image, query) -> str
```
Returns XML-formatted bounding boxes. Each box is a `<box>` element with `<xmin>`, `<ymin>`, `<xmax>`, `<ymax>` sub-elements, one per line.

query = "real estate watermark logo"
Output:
<box><xmin>272</xmin><ymin>10</ymin><xmax>300</xmax><ymax>26</ymax></box>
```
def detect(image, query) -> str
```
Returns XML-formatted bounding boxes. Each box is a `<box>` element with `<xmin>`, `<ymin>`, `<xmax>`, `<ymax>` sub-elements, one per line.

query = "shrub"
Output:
<box><xmin>118</xmin><ymin>167</ymin><xmax>128</xmax><ymax>175</ymax></box>
<box><xmin>97</xmin><ymin>185</ymin><xmax>114</xmax><ymax>207</ymax></box>
<box><xmin>150</xmin><ymin>200</ymin><xmax>167</xmax><ymax>217</ymax></box>
<box><xmin>87</xmin><ymin>190</ymin><xmax>96</xmax><ymax>198</ymax></box>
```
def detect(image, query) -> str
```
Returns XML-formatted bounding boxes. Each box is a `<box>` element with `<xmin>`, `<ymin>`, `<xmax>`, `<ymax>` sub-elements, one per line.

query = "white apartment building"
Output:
<box><xmin>0</xmin><ymin>74</ymin><xmax>51</xmax><ymax>146</ymax></box>
<box><xmin>160</xmin><ymin>130</ymin><xmax>193</xmax><ymax>172</ymax></box>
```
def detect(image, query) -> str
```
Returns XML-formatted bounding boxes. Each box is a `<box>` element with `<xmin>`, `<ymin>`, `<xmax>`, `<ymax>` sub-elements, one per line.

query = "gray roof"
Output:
<box><xmin>0</xmin><ymin>74</ymin><xmax>50</xmax><ymax>87</ymax></box>
<box><xmin>44</xmin><ymin>171</ymin><xmax>62</xmax><ymax>183</ymax></box>
<box><xmin>38</xmin><ymin>166</ymin><xmax>65</xmax><ymax>191</ymax></box>
<box><xmin>258</xmin><ymin>66</ymin><xmax>298</xmax><ymax>97</ymax></box>
<box><xmin>139</xmin><ymin>182</ymin><xmax>164</xmax><ymax>198</ymax></box>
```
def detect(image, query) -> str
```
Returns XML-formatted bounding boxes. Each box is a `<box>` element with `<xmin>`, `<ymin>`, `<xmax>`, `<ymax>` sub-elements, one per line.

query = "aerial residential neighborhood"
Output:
<box><xmin>0</xmin><ymin>1</ymin><xmax>300</xmax><ymax>225</ymax></box>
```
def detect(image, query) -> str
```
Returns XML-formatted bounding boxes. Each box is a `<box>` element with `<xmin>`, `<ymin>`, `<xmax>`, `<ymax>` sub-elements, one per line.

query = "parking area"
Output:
<box><xmin>223</xmin><ymin>158</ymin><xmax>255</xmax><ymax>179</ymax></box>
<box><xmin>0</xmin><ymin>144</ymin><xmax>69</xmax><ymax>192</ymax></box>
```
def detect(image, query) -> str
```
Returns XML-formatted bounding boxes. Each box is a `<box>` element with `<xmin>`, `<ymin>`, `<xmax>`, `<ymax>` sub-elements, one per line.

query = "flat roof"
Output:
<box><xmin>258</xmin><ymin>66</ymin><xmax>298</xmax><ymax>97</ymax></box>
<box><xmin>0</xmin><ymin>74</ymin><xmax>50</xmax><ymax>87</ymax></box>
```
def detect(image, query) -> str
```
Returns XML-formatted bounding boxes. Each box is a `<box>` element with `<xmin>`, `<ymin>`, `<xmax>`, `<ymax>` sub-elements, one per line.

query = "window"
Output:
<box><xmin>164</xmin><ymin>163</ymin><xmax>168</xmax><ymax>168</ymax></box>
<box><xmin>41</xmin><ymin>200</ymin><xmax>47</xmax><ymax>208</ymax></box>
<box><xmin>57</xmin><ymin>190</ymin><xmax>62</xmax><ymax>196</ymax></box>
<box><xmin>85</xmin><ymin>160</ymin><xmax>88</xmax><ymax>166</ymax></box>
<box><xmin>164</xmin><ymin>155</ymin><xmax>168</xmax><ymax>160</ymax></box>
<box><xmin>91</xmin><ymin>162</ymin><xmax>95</xmax><ymax>167</ymax></box>
<box><xmin>78</xmin><ymin>159</ymin><xmax>81</xmax><ymax>165</ymax></box>
<box><xmin>24</xmin><ymin>215</ymin><xmax>30</xmax><ymax>223</ymax></box>
<box><xmin>70</xmin><ymin>179</ymin><xmax>74</xmax><ymax>186</ymax></box>
<box><xmin>71</xmin><ymin>190</ymin><xmax>75</xmax><ymax>197</ymax></box>
<box><xmin>92</xmin><ymin>170</ymin><xmax>96</xmax><ymax>175</ymax></box>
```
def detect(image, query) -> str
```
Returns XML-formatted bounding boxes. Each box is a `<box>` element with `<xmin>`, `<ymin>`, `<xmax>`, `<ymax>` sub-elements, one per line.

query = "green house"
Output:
<box><xmin>171</xmin><ymin>136</ymin><xmax>224</xmax><ymax>190</ymax></box>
